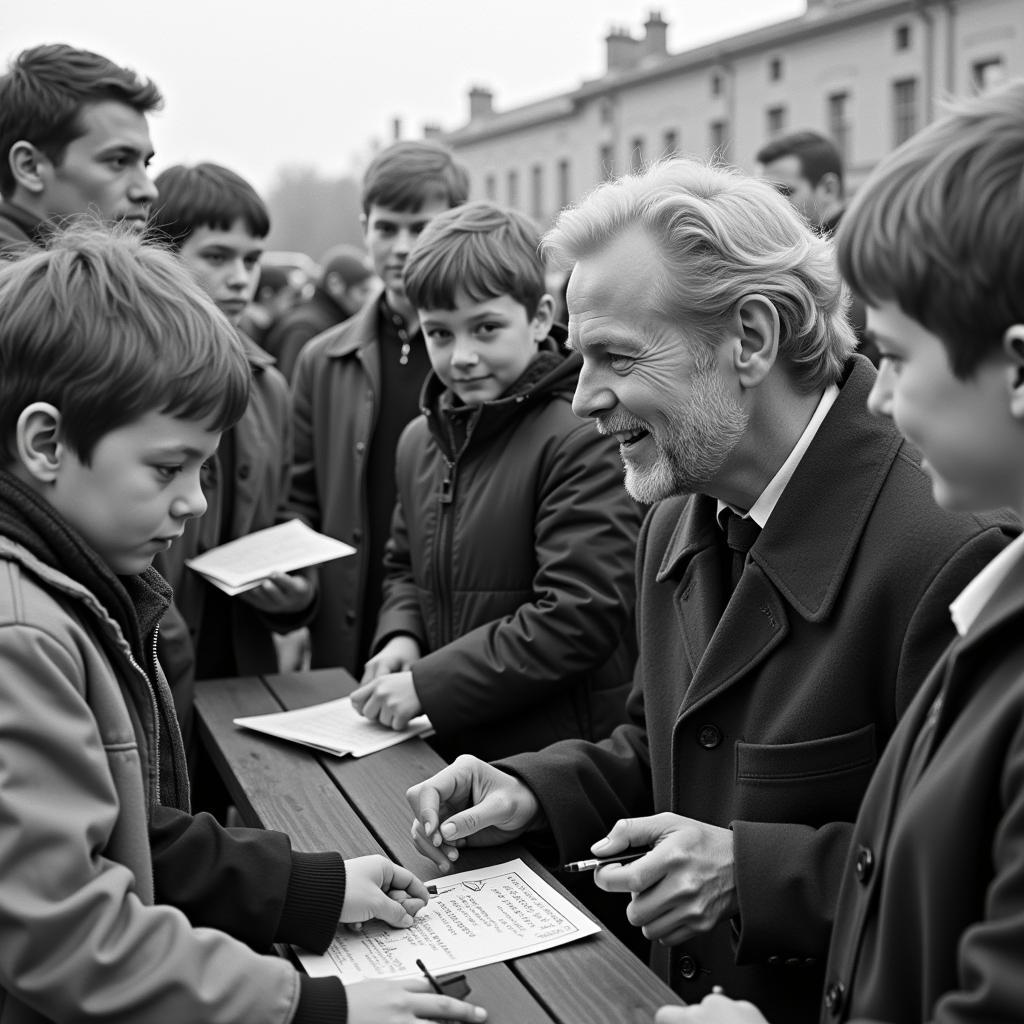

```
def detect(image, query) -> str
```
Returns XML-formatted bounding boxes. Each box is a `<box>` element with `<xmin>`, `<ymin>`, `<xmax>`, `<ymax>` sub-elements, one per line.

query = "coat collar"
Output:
<box><xmin>323</xmin><ymin>288</ymin><xmax>385</xmax><ymax>358</ymax></box>
<box><xmin>657</xmin><ymin>356</ymin><xmax>901</xmax><ymax>623</ymax></box>
<box><xmin>237</xmin><ymin>329</ymin><xmax>277</xmax><ymax>371</ymax></box>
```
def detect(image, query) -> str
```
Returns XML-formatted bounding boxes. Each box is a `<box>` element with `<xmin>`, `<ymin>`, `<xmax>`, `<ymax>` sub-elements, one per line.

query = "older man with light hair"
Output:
<box><xmin>405</xmin><ymin>159</ymin><xmax>1016</xmax><ymax>1022</ymax></box>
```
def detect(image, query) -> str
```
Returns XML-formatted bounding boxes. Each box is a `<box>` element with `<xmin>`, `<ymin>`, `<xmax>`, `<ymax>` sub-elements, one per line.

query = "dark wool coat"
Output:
<box><xmin>372</xmin><ymin>343</ymin><xmax>642</xmax><ymax>761</ymax></box>
<box><xmin>501</xmin><ymin>357</ymin><xmax>1019</xmax><ymax>1022</ymax></box>
<box><xmin>823</xmin><ymin>543</ymin><xmax>1024</xmax><ymax>1024</ymax></box>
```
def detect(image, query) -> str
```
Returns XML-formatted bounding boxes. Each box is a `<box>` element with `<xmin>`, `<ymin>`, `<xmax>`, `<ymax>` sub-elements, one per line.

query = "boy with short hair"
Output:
<box><xmin>149</xmin><ymin>163</ymin><xmax>310</xmax><ymax>744</ymax></box>
<box><xmin>287</xmin><ymin>140</ymin><xmax>470</xmax><ymax>675</ymax></box>
<box><xmin>0</xmin><ymin>43</ymin><xmax>160</xmax><ymax>255</ymax></box>
<box><xmin>656</xmin><ymin>79</ymin><xmax>1024</xmax><ymax>1024</ymax></box>
<box><xmin>0</xmin><ymin>226</ymin><xmax>483</xmax><ymax>1024</ymax></box>
<box><xmin>351</xmin><ymin>200</ymin><xmax>640</xmax><ymax>761</ymax></box>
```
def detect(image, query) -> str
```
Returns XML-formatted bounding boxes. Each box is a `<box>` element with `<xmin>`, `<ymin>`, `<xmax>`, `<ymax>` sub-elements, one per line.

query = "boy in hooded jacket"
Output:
<box><xmin>351</xmin><ymin>200</ymin><xmax>640</xmax><ymax>761</ymax></box>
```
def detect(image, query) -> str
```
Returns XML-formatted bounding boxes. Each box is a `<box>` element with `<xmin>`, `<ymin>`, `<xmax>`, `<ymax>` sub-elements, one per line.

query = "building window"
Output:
<box><xmin>766</xmin><ymin>105</ymin><xmax>787</xmax><ymax>139</ymax></box>
<box><xmin>827</xmin><ymin>91</ymin><xmax>850</xmax><ymax>164</ymax></box>
<box><xmin>892</xmin><ymin>78</ymin><xmax>918</xmax><ymax>145</ymax></box>
<box><xmin>557</xmin><ymin>158</ymin><xmax>571</xmax><ymax>209</ymax></box>
<box><xmin>709</xmin><ymin>120</ymin><xmax>730</xmax><ymax>161</ymax></box>
<box><xmin>663</xmin><ymin>129</ymin><xmax>678</xmax><ymax>157</ymax></box>
<box><xmin>484</xmin><ymin>174</ymin><xmax>497</xmax><ymax>200</ymax></box>
<box><xmin>531</xmin><ymin>164</ymin><xmax>544</xmax><ymax>220</ymax></box>
<box><xmin>769</xmin><ymin>57</ymin><xmax>783</xmax><ymax>82</ymax></box>
<box><xmin>599</xmin><ymin>97</ymin><xmax>615</xmax><ymax>125</ymax></box>
<box><xmin>599</xmin><ymin>143</ymin><xmax>615</xmax><ymax>181</ymax></box>
<box><xmin>895</xmin><ymin>24</ymin><xmax>911</xmax><ymax>51</ymax></box>
<box><xmin>973</xmin><ymin>57</ymin><xmax>1006</xmax><ymax>92</ymax></box>
<box><xmin>711</xmin><ymin>72</ymin><xmax>722</xmax><ymax>96</ymax></box>
<box><xmin>630</xmin><ymin>137</ymin><xmax>645</xmax><ymax>174</ymax></box>
<box><xmin>507</xmin><ymin>169</ymin><xmax>519</xmax><ymax>208</ymax></box>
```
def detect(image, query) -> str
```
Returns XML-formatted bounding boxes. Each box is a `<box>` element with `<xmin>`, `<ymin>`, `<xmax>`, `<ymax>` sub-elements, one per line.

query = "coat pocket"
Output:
<box><xmin>734</xmin><ymin>723</ymin><xmax>877</xmax><ymax>825</ymax></box>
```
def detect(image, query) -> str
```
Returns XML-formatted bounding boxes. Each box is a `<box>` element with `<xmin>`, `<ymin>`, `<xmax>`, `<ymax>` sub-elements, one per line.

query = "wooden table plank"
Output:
<box><xmin>258</xmin><ymin>668</ymin><xmax>684</xmax><ymax>1023</ymax></box>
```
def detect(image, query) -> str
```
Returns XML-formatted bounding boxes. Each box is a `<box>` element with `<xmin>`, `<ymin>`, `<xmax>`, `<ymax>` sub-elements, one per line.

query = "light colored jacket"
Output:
<box><xmin>0</xmin><ymin>537</ymin><xmax>300</xmax><ymax>1024</ymax></box>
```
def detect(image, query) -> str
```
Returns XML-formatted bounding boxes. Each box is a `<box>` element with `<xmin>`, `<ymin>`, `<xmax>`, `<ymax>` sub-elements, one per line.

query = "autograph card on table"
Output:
<box><xmin>295</xmin><ymin>858</ymin><xmax>600</xmax><ymax>982</ymax></box>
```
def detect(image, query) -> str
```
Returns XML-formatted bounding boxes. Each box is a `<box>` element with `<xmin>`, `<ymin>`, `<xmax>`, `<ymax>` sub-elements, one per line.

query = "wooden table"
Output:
<box><xmin>195</xmin><ymin>667</ymin><xmax>684</xmax><ymax>1024</ymax></box>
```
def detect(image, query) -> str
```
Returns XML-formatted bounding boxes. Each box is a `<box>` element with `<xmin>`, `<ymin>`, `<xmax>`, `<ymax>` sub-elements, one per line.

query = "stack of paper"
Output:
<box><xmin>234</xmin><ymin>696</ymin><xmax>433</xmax><ymax>757</ymax></box>
<box><xmin>186</xmin><ymin>519</ymin><xmax>355</xmax><ymax>596</ymax></box>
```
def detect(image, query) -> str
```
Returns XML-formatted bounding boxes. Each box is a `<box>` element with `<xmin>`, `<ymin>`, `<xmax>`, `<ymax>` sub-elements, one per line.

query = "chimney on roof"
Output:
<box><xmin>643</xmin><ymin>10</ymin><xmax>668</xmax><ymax>58</ymax></box>
<box><xmin>422</xmin><ymin>123</ymin><xmax>443</xmax><ymax>140</ymax></box>
<box><xmin>468</xmin><ymin>85</ymin><xmax>494</xmax><ymax>121</ymax></box>
<box><xmin>606</xmin><ymin>26</ymin><xmax>642</xmax><ymax>72</ymax></box>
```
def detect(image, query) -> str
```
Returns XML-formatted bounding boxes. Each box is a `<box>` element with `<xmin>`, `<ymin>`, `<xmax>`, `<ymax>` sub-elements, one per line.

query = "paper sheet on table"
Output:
<box><xmin>233</xmin><ymin>696</ymin><xmax>433</xmax><ymax>757</ymax></box>
<box><xmin>185</xmin><ymin>519</ymin><xmax>355</xmax><ymax>594</ymax></box>
<box><xmin>295</xmin><ymin>858</ymin><xmax>600</xmax><ymax>982</ymax></box>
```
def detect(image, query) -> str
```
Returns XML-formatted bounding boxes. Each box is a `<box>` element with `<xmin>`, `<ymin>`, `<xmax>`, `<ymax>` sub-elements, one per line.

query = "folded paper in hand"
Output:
<box><xmin>186</xmin><ymin>519</ymin><xmax>355</xmax><ymax>596</ymax></box>
<box><xmin>233</xmin><ymin>696</ymin><xmax>433</xmax><ymax>757</ymax></box>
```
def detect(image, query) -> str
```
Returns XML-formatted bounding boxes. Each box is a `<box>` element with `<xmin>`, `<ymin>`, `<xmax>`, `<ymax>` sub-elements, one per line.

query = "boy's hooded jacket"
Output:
<box><xmin>0</xmin><ymin>471</ymin><xmax>345</xmax><ymax>1024</ymax></box>
<box><xmin>372</xmin><ymin>337</ymin><xmax>642</xmax><ymax>760</ymax></box>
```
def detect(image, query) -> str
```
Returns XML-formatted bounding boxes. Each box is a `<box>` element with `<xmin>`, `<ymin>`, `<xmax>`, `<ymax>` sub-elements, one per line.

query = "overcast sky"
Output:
<box><xmin>3</xmin><ymin>0</ymin><xmax>806</xmax><ymax>194</ymax></box>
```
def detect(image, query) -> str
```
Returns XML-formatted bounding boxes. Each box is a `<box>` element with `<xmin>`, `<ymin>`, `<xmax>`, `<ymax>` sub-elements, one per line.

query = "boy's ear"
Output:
<box><xmin>531</xmin><ymin>294</ymin><xmax>556</xmax><ymax>342</ymax></box>
<box><xmin>16</xmin><ymin>402</ymin><xmax>65</xmax><ymax>483</ymax></box>
<box><xmin>8</xmin><ymin>141</ymin><xmax>48</xmax><ymax>196</ymax></box>
<box><xmin>1003</xmin><ymin>325</ymin><xmax>1024</xmax><ymax>418</ymax></box>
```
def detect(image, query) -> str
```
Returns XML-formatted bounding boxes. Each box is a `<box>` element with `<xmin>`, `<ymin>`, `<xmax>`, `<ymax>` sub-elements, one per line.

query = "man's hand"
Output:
<box><xmin>347</xmin><ymin>977</ymin><xmax>487</xmax><ymax>1024</ymax></box>
<box><xmin>351</xmin><ymin>671</ymin><xmax>422</xmax><ymax>730</ymax></box>
<box><xmin>361</xmin><ymin>635</ymin><xmax>421</xmax><ymax>682</ymax></box>
<box><xmin>655</xmin><ymin>994</ymin><xmax>768</xmax><ymax>1023</ymax></box>
<box><xmin>341</xmin><ymin>855</ymin><xmax>430</xmax><ymax>928</ymax></box>
<box><xmin>591</xmin><ymin>812</ymin><xmax>737</xmax><ymax>944</ymax></box>
<box><xmin>406</xmin><ymin>756</ymin><xmax>543</xmax><ymax>873</ymax></box>
<box><xmin>238</xmin><ymin>570</ymin><xmax>315</xmax><ymax>614</ymax></box>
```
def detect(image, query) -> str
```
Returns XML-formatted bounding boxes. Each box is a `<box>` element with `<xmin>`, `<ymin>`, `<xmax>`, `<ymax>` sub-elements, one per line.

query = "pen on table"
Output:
<box><xmin>558</xmin><ymin>847</ymin><xmax>653</xmax><ymax>872</ymax></box>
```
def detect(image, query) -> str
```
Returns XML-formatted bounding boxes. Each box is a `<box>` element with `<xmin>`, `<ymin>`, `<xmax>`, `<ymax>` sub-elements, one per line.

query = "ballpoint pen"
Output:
<box><xmin>415</xmin><ymin>958</ymin><xmax>471</xmax><ymax>1001</ymax></box>
<box><xmin>558</xmin><ymin>847</ymin><xmax>653</xmax><ymax>872</ymax></box>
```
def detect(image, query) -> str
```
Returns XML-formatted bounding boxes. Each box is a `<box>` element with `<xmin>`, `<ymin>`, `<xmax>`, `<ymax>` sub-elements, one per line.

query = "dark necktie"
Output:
<box><xmin>721</xmin><ymin>509</ymin><xmax>761</xmax><ymax>592</ymax></box>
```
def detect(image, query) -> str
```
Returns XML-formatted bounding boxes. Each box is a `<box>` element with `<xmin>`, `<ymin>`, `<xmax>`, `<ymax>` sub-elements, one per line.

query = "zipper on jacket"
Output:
<box><xmin>124</xmin><ymin>625</ymin><xmax>161</xmax><ymax>808</ymax></box>
<box><xmin>435</xmin><ymin>458</ymin><xmax>457</xmax><ymax>644</ymax></box>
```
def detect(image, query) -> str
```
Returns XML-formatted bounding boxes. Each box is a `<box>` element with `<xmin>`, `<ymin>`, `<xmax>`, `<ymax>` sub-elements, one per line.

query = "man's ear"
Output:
<box><xmin>359</xmin><ymin>212</ymin><xmax>368</xmax><ymax>241</ymax></box>
<box><xmin>8</xmin><ymin>141</ymin><xmax>48</xmax><ymax>196</ymax></box>
<box><xmin>15</xmin><ymin>402</ymin><xmax>65</xmax><ymax>483</ymax></box>
<box><xmin>531</xmin><ymin>294</ymin><xmax>556</xmax><ymax>342</ymax></box>
<box><xmin>1003</xmin><ymin>325</ymin><xmax>1024</xmax><ymax>418</ymax></box>
<box><xmin>730</xmin><ymin>294</ymin><xmax>780</xmax><ymax>388</ymax></box>
<box><xmin>817</xmin><ymin>171</ymin><xmax>843</xmax><ymax>202</ymax></box>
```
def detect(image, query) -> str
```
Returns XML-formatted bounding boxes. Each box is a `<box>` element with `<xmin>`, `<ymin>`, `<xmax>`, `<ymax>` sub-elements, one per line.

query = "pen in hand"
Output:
<box><xmin>558</xmin><ymin>847</ymin><xmax>652</xmax><ymax>872</ymax></box>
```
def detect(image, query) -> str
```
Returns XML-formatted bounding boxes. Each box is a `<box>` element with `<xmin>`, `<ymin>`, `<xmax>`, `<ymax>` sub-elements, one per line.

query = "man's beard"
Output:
<box><xmin>601</xmin><ymin>356</ymin><xmax>747</xmax><ymax>504</ymax></box>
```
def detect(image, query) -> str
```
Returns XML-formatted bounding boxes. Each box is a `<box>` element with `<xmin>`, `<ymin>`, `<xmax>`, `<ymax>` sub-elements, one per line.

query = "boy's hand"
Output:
<box><xmin>351</xmin><ymin>672</ymin><xmax>422</xmax><ymax>730</ymax></box>
<box><xmin>341</xmin><ymin>855</ymin><xmax>430</xmax><ymax>928</ymax></box>
<box><xmin>361</xmin><ymin>635</ymin><xmax>421</xmax><ymax>682</ymax></box>
<box><xmin>238</xmin><ymin>570</ymin><xmax>315</xmax><ymax>614</ymax></box>
<box><xmin>591</xmin><ymin>813</ymin><xmax>737</xmax><ymax>945</ymax></box>
<box><xmin>407</xmin><ymin>756</ymin><xmax>544</xmax><ymax>873</ymax></box>
<box><xmin>346</xmin><ymin>977</ymin><xmax>486</xmax><ymax>1023</ymax></box>
<box><xmin>655</xmin><ymin>993</ymin><xmax>768</xmax><ymax>1023</ymax></box>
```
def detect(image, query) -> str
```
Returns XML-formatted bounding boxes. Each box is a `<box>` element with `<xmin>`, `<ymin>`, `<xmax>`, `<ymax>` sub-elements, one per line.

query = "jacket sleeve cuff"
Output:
<box><xmin>276</xmin><ymin>850</ymin><xmax>346</xmax><ymax>952</ymax></box>
<box><xmin>293</xmin><ymin>975</ymin><xmax>347</xmax><ymax>1024</ymax></box>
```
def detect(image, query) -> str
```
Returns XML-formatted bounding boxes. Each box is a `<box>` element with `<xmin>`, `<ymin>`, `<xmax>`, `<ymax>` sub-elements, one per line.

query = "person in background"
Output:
<box><xmin>240</xmin><ymin>263</ymin><xmax>306</xmax><ymax>349</ymax></box>
<box><xmin>265</xmin><ymin>242</ymin><xmax>378</xmax><ymax>381</ymax></box>
<box><xmin>287</xmin><ymin>140</ymin><xmax>469</xmax><ymax>675</ymax></box>
<box><xmin>405</xmin><ymin>157</ymin><xmax>1017</xmax><ymax>1022</ymax></box>
<box><xmin>0</xmin><ymin>43</ymin><xmax>159</xmax><ymax>257</ymax></box>
<box><xmin>0</xmin><ymin>225</ymin><xmax>485</xmax><ymax>1024</ymax></box>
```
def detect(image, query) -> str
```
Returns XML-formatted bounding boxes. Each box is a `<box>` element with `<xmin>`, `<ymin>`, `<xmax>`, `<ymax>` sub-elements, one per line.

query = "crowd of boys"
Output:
<box><xmin>0</xmin><ymin>35</ymin><xmax>1022</xmax><ymax>1024</ymax></box>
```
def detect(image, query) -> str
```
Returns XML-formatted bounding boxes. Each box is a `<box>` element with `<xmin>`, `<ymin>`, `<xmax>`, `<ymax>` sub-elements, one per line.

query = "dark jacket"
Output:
<box><xmin>823</xmin><ymin>541</ymin><xmax>1024</xmax><ymax>1023</ymax></box>
<box><xmin>501</xmin><ymin>357</ymin><xmax>1019</xmax><ymax>1022</ymax></box>
<box><xmin>372</xmin><ymin>342</ymin><xmax>641</xmax><ymax>760</ymax></box>
<box><xmin>0</xmin><ymin>200</ymin><xmax>46</xmax><ymax>259</ymax></box>
<box><xmin>263</xmin><ymin>286</ymin><xmax>349</xmax><ymax>381</ymax></box>
<box><xmin>287</xmin><ymin>295</ymin><xmax>386</xmax><ymax>673</ymax></box>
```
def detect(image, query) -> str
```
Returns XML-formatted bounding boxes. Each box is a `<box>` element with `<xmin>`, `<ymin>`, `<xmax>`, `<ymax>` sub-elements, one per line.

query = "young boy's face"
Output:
<box><xmin>866</xmin><ymin>300</ymin><xmax>1024</xmax><ymax>512</ymax></box>
<box><xmin>38</xmin><ymin>100</ymin><xmax>157</xmax><ymax>230</ymax></box>
<box><xmin>47</xmin><ymin>411</ymin><xmax>218</xmax><ymax>575</ymax></box>
<box><xmin>420</xmin><ymin>292</ymin><xmax>552</xmax><ymax>406</ymax></box>
<box><xmin>363</xmin><ymin>201</ymin><xmax>452</xmax><ymax>308</ymax></box>
<box><xmin>177</xmin><ymin>218</ymin><xmax>264</xmax><ymax>326</ymax></box>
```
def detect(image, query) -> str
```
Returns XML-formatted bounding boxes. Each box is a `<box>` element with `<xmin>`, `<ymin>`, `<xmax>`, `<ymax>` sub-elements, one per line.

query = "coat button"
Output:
<box><xmin>824</xmin><ymin>981</ymin><xmax>845</xmax><ymax>1016</ymax></box>
<box><xmin>355</xmin><ymin>442</ymin><xmax>366</xmax><ymax>455</ymax></box>
<box><xmin>344</xmin><ymin>610</ymin><xmax>356</xmax><ymax>625</ymax></box>
<box><xmin>237</xmin><ymin>464</ymin><xmax>251</xmax><ymax>479</ymax></box>
<box><xmin>697</xmin><ymin>724</ymin><xmax>722</xmax><ymax>749</ymax></box>
<box><xmin>679</xmin><ymin>954</ymin><xmax>699</xmax><ymax>980</ymax></box>
<box><xmin>767</xmin><ymin>956</ymin><xmax>780</xmax><ymax>966</ymax></box>
<box><xmin>854</xmin><ymin>845</ymin><xmax>874</xmax><ymax>884</ymax></box>
<box><xmin>352</xmin><ymin>529</ymin><xmax>363</xmax><ymax>543</ymax></box>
